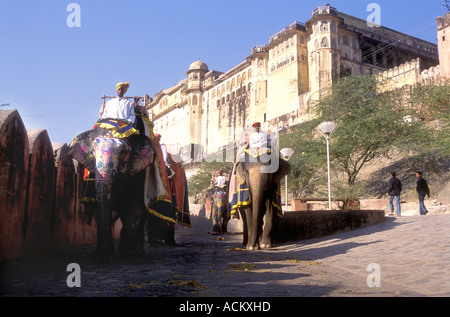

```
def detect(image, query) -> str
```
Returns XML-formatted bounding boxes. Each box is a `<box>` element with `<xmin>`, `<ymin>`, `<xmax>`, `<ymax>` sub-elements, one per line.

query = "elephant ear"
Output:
<box><xmin>272</xmin><ymin>158</ymin><xmax>291</xmax><ymax>184</ymax></box>
<box><xmin>235</xmin><ymin>162</ymin><xmax>248</xmax><ymax>185</ymax></box>
<box><xmin>68</xmin><ymin>129</ymin><xmax>96</xmax><ymax>173</ymax></box>
<box><xmin>128</xmin><ymin>134</ymin><xmax>154</xmax><ymax>176</ymax></box>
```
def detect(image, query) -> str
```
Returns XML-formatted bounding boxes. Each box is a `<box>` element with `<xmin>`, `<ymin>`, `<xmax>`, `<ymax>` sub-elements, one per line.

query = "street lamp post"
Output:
<box><xmin>280</xmin><ymin>148</ymin><xmax>295</xmax><ymax>210</ymax></box>
<box><xmin>317</xmin><ymin>122</ymin><xmax>337</xmax><ymax>210</ymax></box>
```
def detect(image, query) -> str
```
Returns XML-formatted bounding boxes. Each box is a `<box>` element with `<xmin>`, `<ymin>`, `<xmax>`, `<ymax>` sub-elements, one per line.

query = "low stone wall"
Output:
<box><xmin>276</xmin><ymin>210</ymin><xmax>385</xmax><ymax>243</ymax></box>
<box><xmin>0</xmin><ymin>110</ymin><xmax>121</xmax><ymax>262</ymax></box>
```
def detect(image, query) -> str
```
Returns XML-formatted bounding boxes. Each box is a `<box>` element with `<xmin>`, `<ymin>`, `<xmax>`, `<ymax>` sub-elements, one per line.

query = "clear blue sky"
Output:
<box><xmin>1</xmin><ymin>0</ymin><xmax>447</xmax><ymax>143</ymax></box>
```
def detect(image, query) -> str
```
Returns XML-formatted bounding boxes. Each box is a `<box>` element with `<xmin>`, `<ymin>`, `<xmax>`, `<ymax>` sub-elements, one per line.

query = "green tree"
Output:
<box><xmin>187</xmin><ymin>153</ymin><xmax>233</xmax><ymax>203</ymax></box>
<box><xmin>279</xmin><ymin>119</ymin><xmax>325</xmax><ymax>197</ymax></box>
<box><xmin>409</xmin><ymin>81</ymin><xmax>450</xmax><ymax>156</ymax></box>
<box><xmin>315</xmin><ymin>75</ymin><xmax>418</xmax><ymax>186</ymax></box>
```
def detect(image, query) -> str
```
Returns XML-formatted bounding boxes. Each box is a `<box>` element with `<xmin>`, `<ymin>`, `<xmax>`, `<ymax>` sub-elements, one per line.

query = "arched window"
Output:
<box><xmin>321</xmin><ymin>37</ymin><xmax>329</xmax><ymax>48</ymax></box>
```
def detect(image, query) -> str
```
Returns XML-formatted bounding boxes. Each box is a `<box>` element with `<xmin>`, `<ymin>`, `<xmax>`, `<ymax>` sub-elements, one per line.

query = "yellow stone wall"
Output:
<box><xmin>148</xmin><ymin>5</ymin><xmax>441</xmax><ymax>157</ymax></box>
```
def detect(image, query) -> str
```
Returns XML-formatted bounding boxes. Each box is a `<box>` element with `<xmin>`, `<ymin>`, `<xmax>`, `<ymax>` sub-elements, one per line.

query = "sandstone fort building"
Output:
<box><xmin>146</xmin><ymin>5</ymin><xmax>448</xmax><ymax>160</ymax></box>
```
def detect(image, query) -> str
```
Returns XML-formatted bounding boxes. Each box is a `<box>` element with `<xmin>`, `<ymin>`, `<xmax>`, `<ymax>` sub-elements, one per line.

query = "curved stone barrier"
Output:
<box><xmin>0</xmin><ymin>110</ymin><xmax>102</xmax><ymax>261</ymax></box>
<box><xmin>23</xmin><ymin>129</ymin><xmax>56</xmax><ymax>255</ymax></box>
<box><xmin>53</xmin><ymin>143</ymin><xmax>77</xmax><ymax>250</ymax></box>
<box><xmin>0</xmin><ymin>110</ymin><xmax>29</xmax><ymax>261</ymax></box>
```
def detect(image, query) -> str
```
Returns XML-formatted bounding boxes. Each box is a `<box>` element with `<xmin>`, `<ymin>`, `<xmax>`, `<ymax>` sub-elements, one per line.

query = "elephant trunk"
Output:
<box><xmin>95</xmin><ymin>182</ymin><xmax>114</xmax><ymax>261</ymax></box>
<box><xmin>93</xmin><ymin>139</ymin><xmax>121</xmax><ymax>262</ymax></box>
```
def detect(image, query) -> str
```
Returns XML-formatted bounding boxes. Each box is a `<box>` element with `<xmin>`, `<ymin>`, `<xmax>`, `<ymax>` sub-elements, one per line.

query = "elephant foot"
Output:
<box><xmin>92</xmin><ymin>248</ymin><xmax>115</xmax><ymax>263</ymax></box>
<box><xmin>246</xmin><ymin>245</ymin><xmax>261</xmax><ymax>251</ymax></box>
<box><xmin>261</xmin><ymin>243</ymin><xmax>273</xmax><ymax>249</ymax></box>
<box><xmin>148</xmin><ymin>239</ymin><xmax>176</xmax><ymax>247</ymax></box>
<box><xmin>119</xmin><ymin>249</ymin><xmax>143</xmax><ymax>258</ymax></box>
<box><xmin>119</xmin><ymin>241</ymin><xmax>145</xmax><ymax>258</ymax></box>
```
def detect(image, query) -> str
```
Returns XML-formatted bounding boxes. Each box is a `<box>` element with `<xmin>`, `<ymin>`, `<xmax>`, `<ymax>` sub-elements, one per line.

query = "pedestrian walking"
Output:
<box><xmin>387</xmin><ymin>171</ymin><xmax>402</xmax><ymax>216</ymax></box>
<box><xmin>416</xmin><ymin>171</ymin><xmax>430</xmax><ymax>215</ymax></box>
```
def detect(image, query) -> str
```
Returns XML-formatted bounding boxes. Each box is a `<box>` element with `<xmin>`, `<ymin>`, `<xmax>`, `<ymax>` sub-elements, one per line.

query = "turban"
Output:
<box><xmin>116</xmin><ymin>82</ymin><xmax>130</xmax><ymax>92</ymax></box>
<box><xmin>252</xmin><ymin>122</ymin><xmax>261</xmax><ymax>128</ymax></box>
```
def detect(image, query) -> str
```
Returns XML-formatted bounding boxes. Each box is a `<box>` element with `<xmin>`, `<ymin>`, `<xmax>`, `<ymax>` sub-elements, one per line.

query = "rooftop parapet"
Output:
<box><xmin>312</xmin><ymin>4</ymin><xmax>338</xmax><ymax>17</ymax></box>
<box><xmin>269</xmin><ymin>21</ymin><xmax>306</xmax><ymax>43</ymax></box>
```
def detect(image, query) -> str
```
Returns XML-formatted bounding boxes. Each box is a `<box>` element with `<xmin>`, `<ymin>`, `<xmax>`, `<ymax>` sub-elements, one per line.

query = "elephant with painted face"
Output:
<box><xmin>234</xmin><ymin>149</ymin><xmax>291</xmax><ymax>250</ymax></box>
<box><xmin>206</xmin><ymin>185</ymin><xmax>230</xmax><ymax>235</ymax></box>
<box><xmin>69</xmin><ymin>118</ymin><xmax>156</xmax><ymax>262</ymax></box>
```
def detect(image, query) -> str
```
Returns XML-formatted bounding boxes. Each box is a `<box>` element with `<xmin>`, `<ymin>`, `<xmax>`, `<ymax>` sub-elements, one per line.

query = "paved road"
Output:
<box><xmin>1</xmin><ymin>214</ymin><xmax>449</xmax><ymax>298</ymax></box>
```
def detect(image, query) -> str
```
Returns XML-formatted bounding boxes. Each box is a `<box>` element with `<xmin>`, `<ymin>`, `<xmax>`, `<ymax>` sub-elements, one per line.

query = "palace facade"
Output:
<box><xmin>146</xmin><ymin>5</ymin><xmax>444</xmax><ymax>160</ymax></box>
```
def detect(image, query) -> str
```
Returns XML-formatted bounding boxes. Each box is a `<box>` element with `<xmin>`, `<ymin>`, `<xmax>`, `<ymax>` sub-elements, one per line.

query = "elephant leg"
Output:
<box><xmin>147</xmin><ymin>213</ymin><xmax>176</xmax><ymax>246</ymax></box>
<box><xmin>211</xmin><ymin>205</ymin><xmax>221</xmax><ymax>235</ymax></box>
<box><xmin>221</xmin><ymin>207</ymin><xmax>229</xmax><ymax>234</ymax></box>
<box><xmin>246</xmin><ymin>204</ymin><xmax>261</xmax><ymax>250</ymax></box>
<box><xmin>95</xmin><ymin>184</ymin><xmax>114</xmax><ymax>262</ymax></box>
<box><xmin>115</xmin><ymin>172</ymin><xmax>146</xmax><ymax>257</ymax></box>
<box><xmin>239</xmin><ymin>207</ymin><xmax>248</xmax><ymax>247</ymax></box>
<box><xmin>118</xmin><ymin>200</ymin><xmax>145</xmax><ymax>257</ymax></box>
<box><xmin>261</xmin><ymin>200</ymin><xmax>274</xmax><ymax>249</ymax></box>
<box><xmin>147</xmin><ymin>212</ymin><xmax>164</xmax><ymax>245</ymax></box>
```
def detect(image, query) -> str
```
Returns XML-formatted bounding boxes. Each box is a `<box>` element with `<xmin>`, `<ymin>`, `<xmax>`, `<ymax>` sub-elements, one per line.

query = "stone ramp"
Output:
<box><xmin>1</xmin><ymin>214</ymin><xmax>449</xmax><ymax>297</ymax></box>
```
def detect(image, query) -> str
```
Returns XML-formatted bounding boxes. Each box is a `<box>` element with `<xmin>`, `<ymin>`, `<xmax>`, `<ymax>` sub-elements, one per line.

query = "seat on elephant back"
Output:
<box><xmin>96</xmin><ymin>118</ymin><xmax>141</xmax><ymax>139</ymax></box>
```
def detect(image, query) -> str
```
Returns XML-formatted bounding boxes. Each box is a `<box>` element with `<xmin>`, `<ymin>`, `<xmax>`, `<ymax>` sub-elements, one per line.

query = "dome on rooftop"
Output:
<box><xmin>188</xmin><ymin>60</ymin><xmax>208</xmax><ymax>72</ymax></box>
